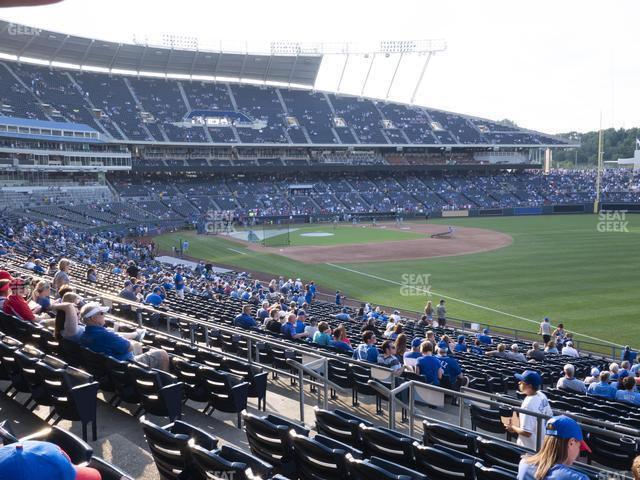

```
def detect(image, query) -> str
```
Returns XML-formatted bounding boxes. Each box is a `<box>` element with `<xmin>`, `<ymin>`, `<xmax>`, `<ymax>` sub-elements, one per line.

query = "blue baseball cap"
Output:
<box><xmin>0</xmin><ymin>440</ymin><xmax>100</xmax><ymax>480</ymax></box>
<box><xmin>545</xmin><ymin>415</ymin><xmax>591</xmax><ymax>452</ymax></box>
<box><xmin>457</xmin><ymin>335</ymin><xmax>465</xmax><ymax>342</ymax></box>
<box><xmin>515</xmin><ymin>370</ymin><xmax>542</xmax><ymax>388</ymax></box>
<box><xmin>483</xmin><ymin>328</ymin><xmax>490</xmax><ymax>334</ymax></box>
<box><xmin>437</xmin><ymin>340</ymin><xmax>448</xmax><ymax>350</ymax></box>
<box><xmin>411</xmin><ymin>338</ymin><xmax>423</xmax><ymax>348</ymax></box>
<box><xmin>619</xmin><ymin>369</ymin><xmax>630</xmax><ymax>379</ymax></box>
<box><xmin>297</xmin><ymin>310</ymin><xmax>306</xmax><ymax>317</ymax></box>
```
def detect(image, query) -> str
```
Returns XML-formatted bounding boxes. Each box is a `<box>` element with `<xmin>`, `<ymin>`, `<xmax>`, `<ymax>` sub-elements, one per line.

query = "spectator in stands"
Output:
<box><xmin>436</xmin><ymin>299</ymin><xmax>446</xmax><ymax>327</ymax></box>
<box><xmin>416</xmin><ymin>341</ymin><xmax>443</xmax><ymax>385</ymax></box>
<box><xmin>623</xmin><ymin>345</ymin><xmax>637</xmax><ymax>363</ymax></box>
<box><xmin>331</xmin><ymin>325</ymin><xmax>353</xmax><ymax>353</ymax></box>
<box><xmin>584</xmin><ymin>368</ymin><xmax>600</xmax><ymax>386</ymax></box>
<box><xmin>304</xmin><ymin>317</ymin><xmax>318</xmax><ymax>338</ymax></box>
<box><xmin>404</xmin><ymin>338</ymin><xmax>423</xmax><ymax>361</ymax></box>
<box><xmin>477</xmin><ymin>328</ymin><xmax>492</xmax><ymax>345</ymax></box>
<box><xmin>616</xmin><ymin>376</ymin><xmax>640</xmax><ymax>405</ymax></box>
<box><xmin>487</xmin><ymin>343</ymin><xmax>508</xmax><ymax>358</ymax></box>
<box><xmin>587</xmin><ymin>371</ymin><xmax>617</xmax><ymax>399</ymax></box>
<box><xmin>526</xmin><ymin>342</ymin><xmax>545</xmax><ymax>362</ymax></box>
<box><xmin>281</xmin><ymin>313</ymin><xmax>308</xmax><ymax>340</ymax></box>
<box><xmin>1</xmin><ymin>273</ymin><xmax>52</xmax><ymax>325</ymax></box>
<box><xmin>312</xmin><ymin>321</ymin><xmax>332</xmax><ymax>346</ymax></box>
<box><xmin>32</xmin><ymin>259</ymin><xmax>45</xmax><ymax>274</ymax></box>
<box><xmin>0</xmin><ymin>279</ymin><xmax>9</xmax><ymax>311</ymax></box>
<box><xmin>126</xmin><ymin>260</ymin><xmax>139</xmax><ymax>279</ymax></box>
<box><xmin>394</xmin><ymin>333</ymin><xmax>407</xmax><ymax>362</ymax></box>
<box><xmin>30</xmin><ymin>280</ymin><xmax>51</xmax><ymax>314</ymax></box>
<box><xmin>23</xmin><ymin>255</ymin><xmax>36</xmax><ymax>270</ymax></box>
<box><xmin>335</xmin><ymin>290</ymin><xmax>344</xmax><ymax>305</ymax></box>
<box><xmin>470</xmin><ymin>339</ymin><xmax>485</xmax><ymax>355</ymax></box>
<box><xmin>507</xmin><ymin>370</ymin><xmax>553</xmax><ymax>451</ymax></box>
<box><xmin>454</xmin><ymin>335</ymin><xmax>467</xmax><ymax>353</ymax></box>
<box><xmin>385</xmin><ymin>323</ymin><xmax>403</xmax><ymax>340</ymax></box>
<box><xmin>80</xmin><ymin>302</ymin><xmax>169</xmax><ymax>371</ymax></box>
<box><xmin>52</xmin><ymin>258</ymin><xmax>72</xmax><ymax>290</ymax></box>
<box><xmin>294</xmin><ymin>310</ymin><xmax>307</xmax><ymax>334</ymax></box>
<box><xmin>51</xmin><ymin>292</ymin><xmax>85</xmax><ymax>342</ymax></box>
<box><xmin>360</xmin><ymin>318</ymin><xmax>380</xmax><ymax>337</ymax></box>
<box><xmin>378</xmin><ymin>340</ymin><xmax>407</xmax><ymax>375</ymax></box>
<box><xmin>633</xmin><ymin>455</ymin><xmax>640</xmax><ymax>480</ymax></box>
<box><xmin>608</xmin><ymin>362</ymin><xmax>620</xmax><ymax>380</ymax></box>
<box><xmin>264</xmin><ymin>309</ymin><xmax>283</xmax><ymax>334</ymax></box>
<box><xmin>538</xmin><ymin>316</ymin><xmax>552</xmax><ymax>345</ymax></box>
<box><xmin>174</xmin><ymin>267</ymin><xmax>185</xmax><ymax>300</ymax></box>
<box><xmin>233</xmin><ymin>305</ymin><xmax>257</xmax><ymax>329</ymax></box>
<box><xmin>256</xmin><ymin>300</ymin><xmax>270</xmax><ymax>322</ymax></box>
<box><xmin>424</xmin><ymin>300</ymin><xmax>434</xmax><ymax>324</ymax></box>
<box><xmin>333</xmin><ymin>307</ymin><xmax>352</xmax><ymax>322</ymax></box>
<box><xmin>553</xmin><ymin>323</ymin><xmax>567</xmax><ymax>345</ymax></box>
<box><xmin>436</xmin><ymin>344</ymin><xmax>464</xmax><ymax>390</ymax></box>
<box><xmin>119</xmin><ymin>280</ymin><xmax>139</xmax><ymax>302</ymax></box>
<box><xmin>561</xmin><ymin>341</ymin><xmax>579</xmax><ymax>358</ymax></box>
<box><xmin>426</xmin><ymin>330</ymin><xmax>436</xmax><ymax>345</ymax></box>
<box><xmin>353</xmin><ymin>331</ymin><xmax>379</xmax><ymax>363</ymax></box>
<box><xmin>144</xmin><ymin>287</ymin><xmax>164</xmax><ymax>307</ymax></box>
<box><xmin>507</xmin><ymin>344</ymin><xmax>527</xmax><ymax>362</ymax></box>
<box><xmin>86</xmin><ymin>268</ymin><xmax>98</xmax><ymax>283</ymax></box>
<box><xmin>0</xmin><ymin>440</ymin><xmax>102</xmax><ymax>480</ymax></box>
<box><xmin>556</xmin><ymin>364</ymin><xmax>587</xmax><ymax>394</ymax></box>
<box><xmin>518</xmin><ymin>415</ymin><xmax>591</xmax><ymax>480</ymax></box>
<box><xmin>545</xmin><ymin>340</ymin><xmax>559</xmax><ymax>354</ymax></box>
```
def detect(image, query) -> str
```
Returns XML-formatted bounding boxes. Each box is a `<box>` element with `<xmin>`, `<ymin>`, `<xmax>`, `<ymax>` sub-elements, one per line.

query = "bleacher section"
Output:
<box><xmin>0</xmin><ymin>61</ymin><xmax>567</xmax><ymax>147</ymax></box>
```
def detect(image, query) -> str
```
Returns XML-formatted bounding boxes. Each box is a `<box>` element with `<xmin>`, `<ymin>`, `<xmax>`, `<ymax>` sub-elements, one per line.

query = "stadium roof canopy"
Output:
<box><xmin>0</xmin><ymin>19</ymin><xmax>323</xmax><ymax>86</ymax></box>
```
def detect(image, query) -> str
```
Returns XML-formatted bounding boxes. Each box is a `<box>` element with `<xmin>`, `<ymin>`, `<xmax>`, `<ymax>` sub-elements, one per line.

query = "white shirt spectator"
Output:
<box><xmin>561</xmin><ymin>343</ymin><xmax>579</xmax><ymax>357</ymax></box>
<box><xmin>518</xmin><ymin>391</ymin><xmax>553</xmax><ymax>451</ymax></box>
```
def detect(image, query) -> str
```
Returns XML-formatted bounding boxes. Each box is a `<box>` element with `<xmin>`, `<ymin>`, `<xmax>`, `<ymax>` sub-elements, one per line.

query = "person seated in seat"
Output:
<box><xmin>454</xmin><ymin>335</ymin><xmax>467</xmax><ymax>353</ymax></box>
<box><xmin>233</xmin><ymin>305</ymin><xmax>257</xmax><ymax>329</ymax></box>
<box><xmin>377</xmin><ymin>340</ymin><xmax>407</xmax><ymax>376</ymax></box>
<box><xmin>486</xmin><ymin>343</ymin><xmax>508</xmax><ymax>358</ymax></box>
<box><xmin>281</xmin><ymin>313</ymin><xmax>308</xmax><ymax>340</ymax></box>
<box><xmin>331</xmin><ymin>325</ymin><xmax>353</xmax><ymax>353</ymax></box>
<box><xmin>518</xmin><ymin>415</ymin><xmax>591</xmax><ymax>480</ymax></box>
<box><xmin>616</xmin><ymin>376</ymin><xmax>640</xmax><ymax>406</ymax></box>
<box><xmin>436</xmin><ymin>344</ymin><xmax>464</xmax><ymax>390</ymax></box>
<box><xmin>476</xmin><ymin>328</ymin><xmax>492</xmax><ymax>345</ymax></box>
<box><xmin>544</xmin><ymin>340</ymin><xmax>559</xmax><ymax>354</ymax></box>
<box><xmin>416</xmin><ymin>341</ymin><xmax>443</xmax><ymax>385</ymax></box>
<box><xmin>556</xmin><ymin>364</ymin><xmax>586</xmax><ymax>394</ymax></box>
<box><xmin>506</xmin><ymin>344</ymin><xmax>527</xmax><ymax>362</ymax></box>
<box><xmin>352</xmin><ymin>331</ymin><xmax>378</xmax><ymax>363</ymax></box>
<box><xmin>312</xmin><ymin>321</ymin><xmax>332</xmax><ymax>346</ymax></box>
<box><xmin>586</xmin><ymin>371</ymin><xmax>617</xmax><ymax>400</ymax></box>
<box><xmin>144</xmin><ymin>286</ymin><xmax>164</xmax><ymax>307</ymax></box>
<box><xmin>1</xmin><ymin>273</ymin><xmax>53</xmax><ymax>326</ymax></box>
<box><xmin>360</xmin><ymin>317</ymin><xmax>381</xmax><ymax>336</ymax></box>
<box><xmin>80</xmin><ymin>302</ymin><xmax>169</xmax><ymax>372</ymax></box>
<box><xmin>0</xmin><ymin>440</ymin><xmax>102</xmax><ymax>480</ymax></box>
<box><xmin>526</xmin><ymin>342</ymin><xmax>545</xmax><ymax>362</ymax></box>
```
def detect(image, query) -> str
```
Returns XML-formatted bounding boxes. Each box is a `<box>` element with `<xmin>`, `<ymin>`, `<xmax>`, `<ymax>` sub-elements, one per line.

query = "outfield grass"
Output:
<box><xmin>261</xmin><ymin>223</ymin><xmax>425</xmax><ymax>246</ymax></box>
<box><xmin>154</xmin><ymin>214</ymin><xmax>640</xmax><ymax>351</ymax></box>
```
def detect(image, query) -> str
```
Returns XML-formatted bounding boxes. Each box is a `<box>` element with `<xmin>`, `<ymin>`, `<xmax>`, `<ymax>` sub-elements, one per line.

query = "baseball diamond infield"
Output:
<box><xmin>239</xmin><ymin>223</ymin><xmax>513</xmax><ymax>263</ymax></box>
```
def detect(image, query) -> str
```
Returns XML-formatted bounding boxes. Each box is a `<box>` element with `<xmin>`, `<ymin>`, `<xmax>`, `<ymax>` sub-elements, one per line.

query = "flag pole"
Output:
<box><xmin>594</xmin><ymin>112</ymin><xmax>603</xmax><ymax>214</ymax></box>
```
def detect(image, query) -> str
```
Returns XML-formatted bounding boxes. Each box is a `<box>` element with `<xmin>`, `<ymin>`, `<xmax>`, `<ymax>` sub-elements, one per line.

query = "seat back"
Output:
<box><xmin>290</xmin><ymin>430</ymin><xmax>348</xmax><ymax>480</ymax></box>
<box><xmin>358</xmin><ymin>424</ymin><xmax>414</xmax><ymax>464</ymax></box>
<box><xmin>469</xmin><ymin>404</ymin><xmax>506</xmax><ymax>434</ymax></box>
<box><xmin>413</xmin><ymin>444</ymin><xmax>475</xmax><ymax>480</ymax></box>
<box><xmin>314</xmin><ymin>408</ymin><xmax>362</xmax><ymax>447</ymax></box>
<box><xmin>422</xmin><ymin>420</ymin><xmax>477</xmax><ymax>454</ymax></box>
<box><xmin>476</xmin><ymin>438</ymin><xmax>527</xmax><ymax>471</ymax></box>
<box><xmin>21</xmin><ymin>426</ymin><xmax>93</xmax><ymax>464</ymax></box>
<box><xmin>243</xmin><ymin>412</ymin><xmax>299</xmax><ymax>474</ymax></box>
<box><xmin>140</xmin><ymin>416</ymin><xmax>193</xmax><ymax>480</ymax></box>
<box><xmin>88</xmin><ymin>456</ymin><xmax>134</xmax><ymax>480</ymax></box>
<box><xmin>587</xmin><ymin>432</ymin><xmax>638</xmax><ymax>470</ymax></box>
<box><xmin>473</xmin><ymin>462</ymin><xmax>518</xmax><ymax>480</ymax></box>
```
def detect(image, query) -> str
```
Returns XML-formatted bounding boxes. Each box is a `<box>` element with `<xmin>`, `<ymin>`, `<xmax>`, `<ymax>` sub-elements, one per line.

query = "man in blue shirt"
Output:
<box><xmin>281</xmin><ymin>313</ymin><xmax>308</xmax><ymax>340</ymax></box>
<box><xmin>334</xmin><ymin>307</ymin><xmax>352</xmax><ymax>322</ymax></box>
<box><xmin>309</xmin><ymin>282</ymin><xmax>316</xmax><ymax>299</ymax></box>
<box><xmin>437</xmin><ymin>345</ymin><xmax>464</xmax><ymax>390</ymax></box>
<box><xmin>256</xmin><ymin>301</ymin><xmax>270</xmax><ymax>322</ymax></box>
<box><xmin>587</xmin><ymin>371</ymin><xmax>617</xmax><ymax>399</ymax></box>
<box><xmin>294</xmin><ymin>310</ymin><xmax>307</xmax><ymax>334</ymax></box>
<box><xmin>233</xmin><ymin>305</ymin><xmax>257</xmax><ymax>329</ymax></box>
<box><xmin>352</xmin><ymin>331</ymin><xmax>379</xmax><ymax>363</ymax></box>
<box><xmin>145</xmin><ymin>287</ymin><xmax>164</xmax><ymax>306</ymax></box>
<box><xmin>79</xmin><ymin>302</ymin><xmax>169</xmax><ymax>371</ymax></box>
<box><xmin>477</xmin><ymin>328</ymin><xmax>492</xmax><ymax>345</ymax></box>
<box><xmin>174</xmin><ymin>267</ymin><xmax>185</xmax><ymax>299</ymax></box>
<box><xmin>416</xmin><ymin>341</ymin><xmax>443</xmax><ymax>385</ymax></box>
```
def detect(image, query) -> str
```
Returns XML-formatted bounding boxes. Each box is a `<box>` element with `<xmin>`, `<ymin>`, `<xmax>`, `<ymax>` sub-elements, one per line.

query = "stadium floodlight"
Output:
<box><xmin>161</xmin><ymin>34</ymin><xmax>199</xmax><ymax>51</ymax></box>
<box><xmin>270</xmin><ymin>42</ymin><xmax>302</xmax><ymax>56</ymax></box>
<box><xmin>380</xmin><ymin>40</ymin><xmax>417</xmax><ymax>54</ymax></box>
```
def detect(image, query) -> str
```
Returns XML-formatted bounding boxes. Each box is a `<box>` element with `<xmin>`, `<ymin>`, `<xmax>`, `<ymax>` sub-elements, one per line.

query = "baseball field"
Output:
<box><xmin>154</xmin><ymin>214</ymin><xmax>640</xmax><ymax>352</ymax></box>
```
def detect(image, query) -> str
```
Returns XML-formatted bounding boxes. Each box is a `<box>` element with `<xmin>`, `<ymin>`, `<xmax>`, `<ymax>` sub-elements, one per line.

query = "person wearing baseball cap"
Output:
<box><xmin>518</xmin><ymin>415</ymin><xmax>590</xmax><ymax>480</ymax></box>
<box><xmin>507</xmin><ymin>370</ymin><xmax>553</xmax><ymax>451</ymax></box>
<box><xmin>0</xmin><ymin>440</ymin><xmax>101</xmax><ymax>480</ymax></box>
<box><xmin>1</xmin><ymin>271</ymin><xmax>51</xmax><ymax>325</ymax></box>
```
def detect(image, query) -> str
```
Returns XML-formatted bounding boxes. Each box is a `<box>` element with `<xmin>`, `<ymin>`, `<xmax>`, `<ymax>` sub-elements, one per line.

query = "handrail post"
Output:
<box><xmin>247</xmin><ymin>338</ymin><xmax>253</xmax><ymax>365</ymax></box>
<box><xmin>458</xmin><ymin>391</ymin><xmax>465</xmax><ymax>427</ymax></box>
<box><xmin>323</xmin><ymin>358</ymin><xmax>329</xmax><ymax>410</ymax></box>
<box><xmin>189</xmin><ymin>323</ymin><xmax>195</xmax><ymax>346</ymax></box>
<box><xmin>136</xmin><ymin>307</ymin><xmax>143</xmax><ymax>328</ymax></box>
<box><xmin>204</xmin><ymin>326</ymin><xmax>209</xmax><ymax>347</ymax></box>
<box><xmin>536</xmin><ymin>415</ymin><xmax>544</xmax><ymax>451</ymax></box>
<box><xmin>389</xmin><ymin>389</ymin><xmax>396</xmax><ymax>430</ymax></box>
<box><xmin>299</xmin><ymin>368</ymin><xmax>305</xmax><ymax>423</ymax></box>
<box><xmin>408</xmin><ymin>382</ymin><xmax>415</xmax><ymax>438</ymax></box>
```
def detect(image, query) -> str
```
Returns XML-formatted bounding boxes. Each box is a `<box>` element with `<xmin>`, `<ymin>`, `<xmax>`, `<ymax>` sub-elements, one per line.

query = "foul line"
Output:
<box><xmin>325</xmin><ymin>262</ymin><xmax>623</xmax><ymax>348</ymax></box>
<box><xmin>227</xmin><ymin>248</ymin><xmax>248</xmax><ymax>256</ymax></box>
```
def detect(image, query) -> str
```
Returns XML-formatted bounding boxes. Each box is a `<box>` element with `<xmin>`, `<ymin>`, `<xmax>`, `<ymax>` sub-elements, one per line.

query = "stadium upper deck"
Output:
<box><xmin>0</xmin><ymin>20</ymin><xmax>571</xmax><ymax>149</ymax></box>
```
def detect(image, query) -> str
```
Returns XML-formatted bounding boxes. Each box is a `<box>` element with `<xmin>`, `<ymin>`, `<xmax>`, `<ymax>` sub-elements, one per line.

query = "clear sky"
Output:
<box><xmin>1</xmin><ymin>0</ymin><xmax>638</xmax><ymax>134</ymax></box>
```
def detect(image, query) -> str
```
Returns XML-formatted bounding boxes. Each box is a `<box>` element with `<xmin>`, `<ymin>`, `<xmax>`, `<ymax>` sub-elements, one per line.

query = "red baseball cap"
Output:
<box><xmin>0</xmin><ymin>271</ymin><xmax>15</xmax><ymax>282</ymax></box>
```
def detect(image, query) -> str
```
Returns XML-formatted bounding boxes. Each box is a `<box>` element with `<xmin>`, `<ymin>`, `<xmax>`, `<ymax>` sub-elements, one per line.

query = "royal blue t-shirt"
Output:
<box><xmin>438</xmin><ymin>355</ymin><xmax>462</xmax><ymax>382</ymax></box>
<box><xmin>81</xmin><ymin>325</ymin><xmax>132</xmax><ymax>362</ymax></box>
<box><xmin>145</xmin><ymin>292</ymin><xmax>163</xmax><ymax>306</ymax></box>
<box><xmin>295</xmin><ymin>319</ymin><xmax>306</xmax><ymax>334</ymax></box>
<box><xmin>174</xmin><ymin>273</ymin><xmax>184</xmax><ymax>291</ymax></box>
<box><xmin>477</xmin><ymin>334</ymin><xmax>492</xmax><ymax>345</ymax></box>
<box><xmin>454</xmin><ymin>343</ymin><xmax>467</xmax><ymax>353</ymax></box>
<box><xmin>233</xmin><ymin>313</ymin><xmax>257</xmax><ymax>329</ymax></box>
<box><xmin>281</xmin><ymin>322</ymin><xmax>296</xmax><ymax>339</ymax></box>
<box><xmin>417</xmin><ymin>355</ymin><xmax>442</xmax><ymax>385</ymax></box>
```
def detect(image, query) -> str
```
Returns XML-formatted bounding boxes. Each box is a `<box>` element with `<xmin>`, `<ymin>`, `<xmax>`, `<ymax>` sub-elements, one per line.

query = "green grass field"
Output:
<box><xmin>248</xmin><ymin>223</ymin><xmax>425</xmax><ymax>246</ymax></box>
<box><xmin>155</xmin><ymin>214</ymin><xmax>640</xmax><ymax>352</ymax></box>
